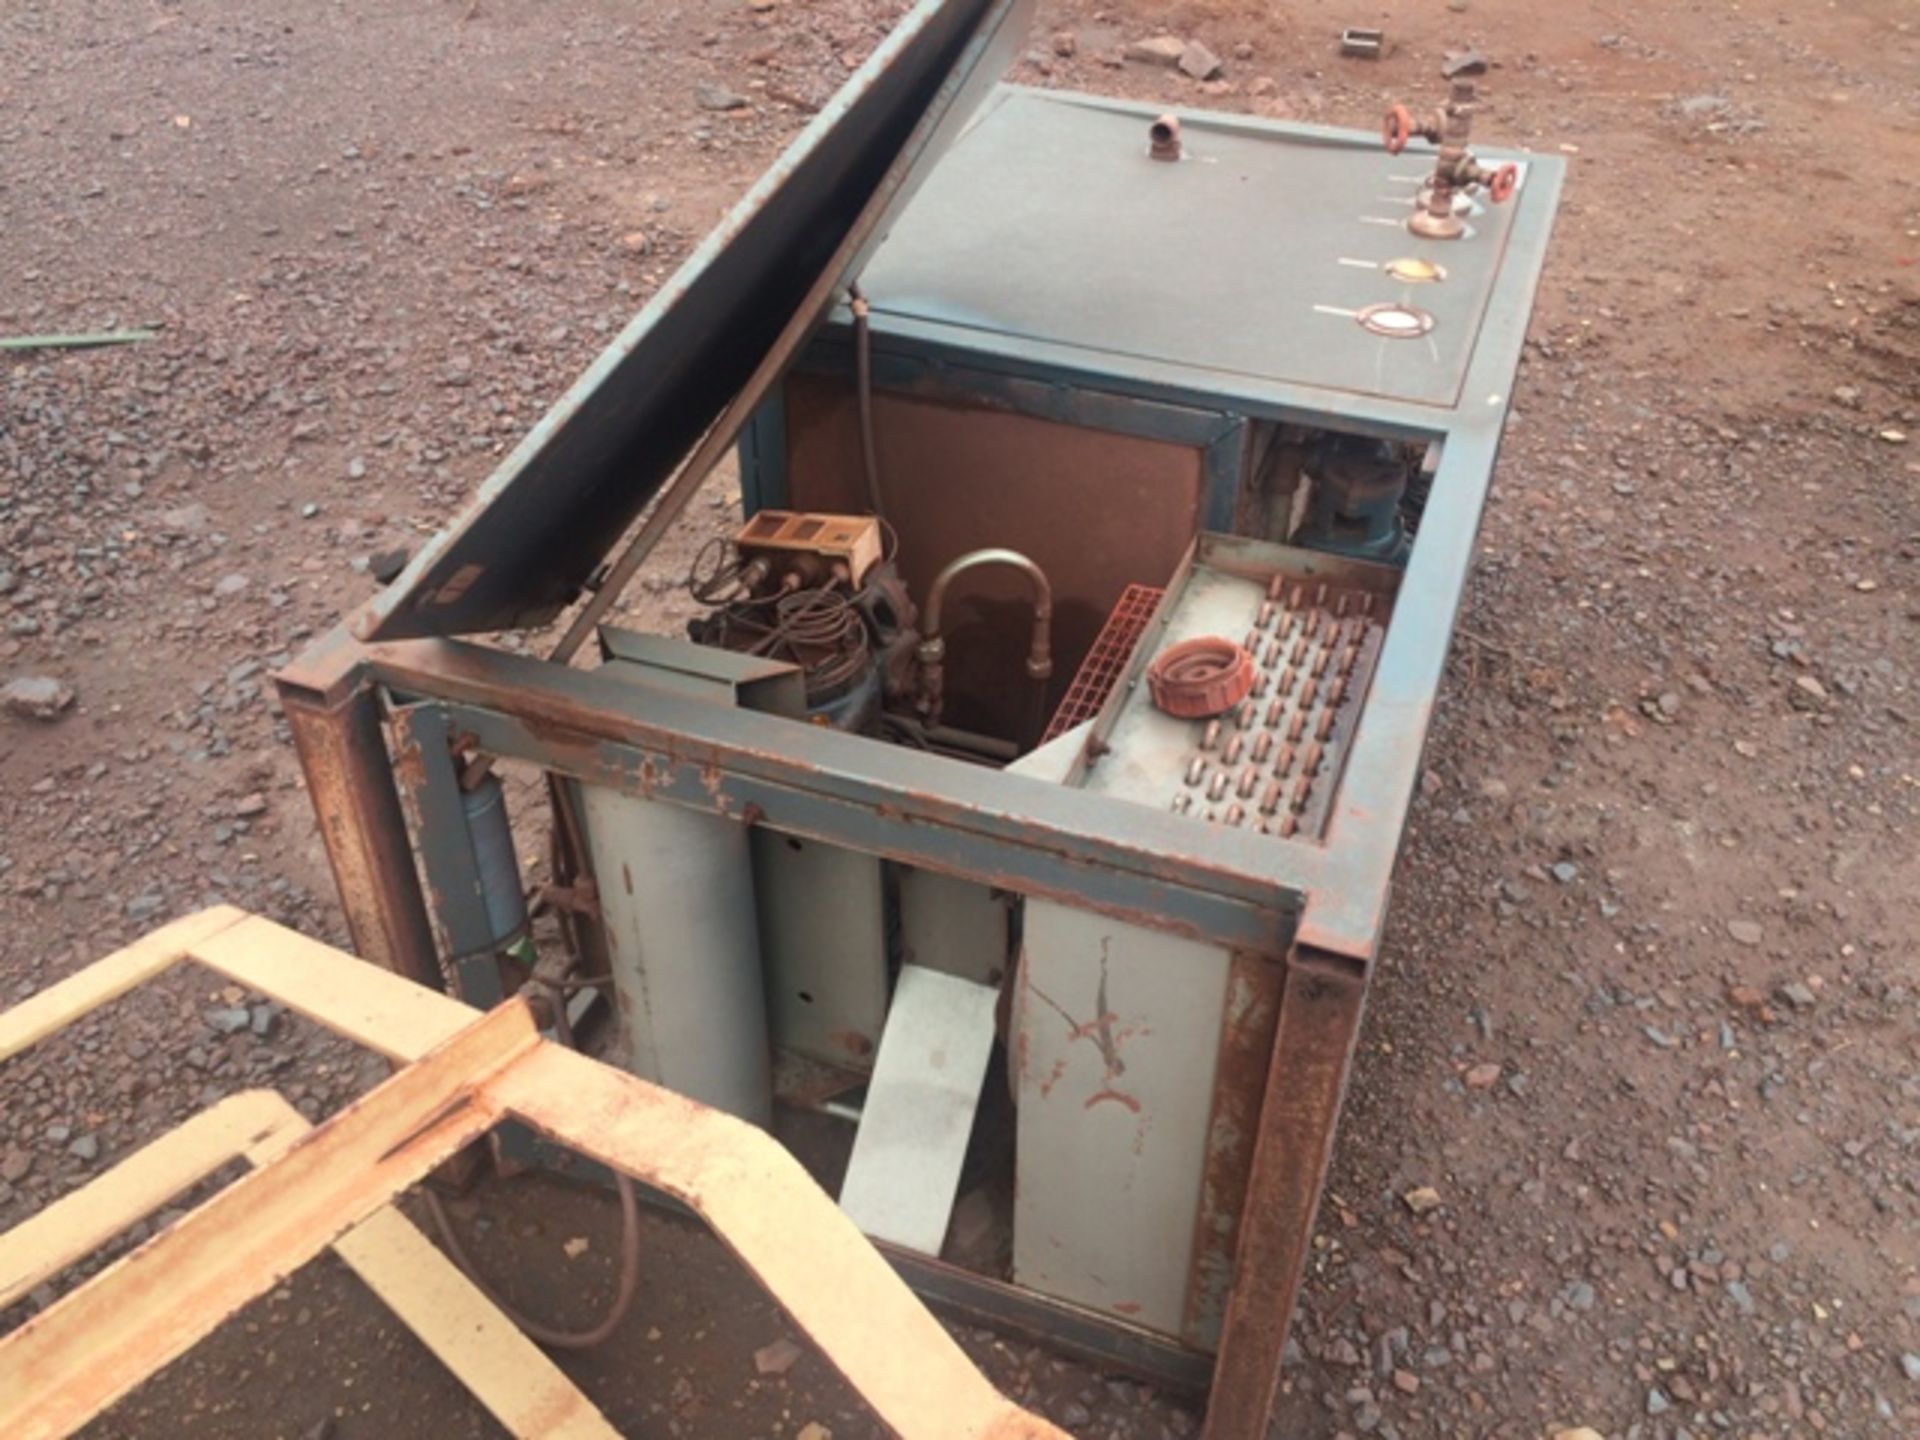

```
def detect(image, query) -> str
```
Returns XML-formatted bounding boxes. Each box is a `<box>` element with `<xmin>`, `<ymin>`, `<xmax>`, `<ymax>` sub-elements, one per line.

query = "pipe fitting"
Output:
<box><xmin>1149</xmin><ymin>114</ymin><xmax>1182</xmax><ymax>162</ymax></box>
<box><xmin>917</xmin><ymin>548</ymin><xmax>1054</xmax><ymax>725</ymax></box>
<box><xmin>1385</xmin><ymin>61</ymin><xmax>1516</xmax><ymax>240</ymax></box>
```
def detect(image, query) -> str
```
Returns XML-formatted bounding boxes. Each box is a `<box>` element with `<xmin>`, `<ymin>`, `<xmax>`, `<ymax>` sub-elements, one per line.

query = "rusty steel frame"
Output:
<box><xmin>271</xmin><ymin>630</ymin><xmax>1370</xmax><ymax>1432</ymax></box>
<box><xmin>0</xmin><ymin>908</ymin><xmax>1068</xmax><ymax>1440</ymax></box>
<box><xmin>281</xmin><ymin>681</ymin><xmax>441</xmax><ymax>989</ymax></box>
<box><xmin>1205</xmin><ymin>948</ymin><xmax>1368</xmax><ymax>1435</ymax></box>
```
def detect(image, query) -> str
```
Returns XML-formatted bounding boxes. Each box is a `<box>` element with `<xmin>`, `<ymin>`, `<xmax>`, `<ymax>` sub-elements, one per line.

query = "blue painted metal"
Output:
<box><xmin>1294</xmin><ymin>436</ymin><xmax>1411</xmax><ymax>564</ymax></box>
<box><xmin>772</xmin><ymin>89</ymin><xmax>1568</xmax><ymax>963</ymax></box>
<box><xmin>277</xmin><ymin>68</ymin><xmax>1567</xmax><ymax>1419</ymax></box>
<box><xmin>388</xmin><ymin>703</ymin><xmax>505</xmax><ymax>1006</ymax></box>
<box><xmin>361</xmin><ymin>637</ymin><xmax>1308</xmax><ymax>953</ymax></box>
<box><xmin>355</xmin><ymin>0</ymin><xmax>1032</xmax><ymax>642</ymax></box>
<box><xmin>809</xmin><ymin>87</ymin><xmax>1565</xmax><ymax>457</ymax></box>
<box><xmin>738</xmin><ymin>383</ymin><xmax>790</xmax><ymax>515</ymax></box>
<box><xmin>357</xmin><ymin>79</ymin><xmax>1563</xmax><ymax>960</ymax></box>
<box><xmin>853</xmin><ymin>87</ymin><xmax>1529</xmax><ymax>410</ymax></box>
<box><xmin>303</xmin><ymin>90</ymin><xmax>1563</xmax><ymax>975</ymax></box>
<box><xmin>1201</xmin><ymin>419</ymin><xmax>1249</xmax><ymax>535</ymax></box>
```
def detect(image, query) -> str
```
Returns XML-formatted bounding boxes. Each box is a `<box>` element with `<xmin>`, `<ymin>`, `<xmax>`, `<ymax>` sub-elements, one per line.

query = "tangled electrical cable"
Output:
<box><xmin>687</xmin><ymin>542</ymin><xmax>874</xmax><ymax>705</ymax></box>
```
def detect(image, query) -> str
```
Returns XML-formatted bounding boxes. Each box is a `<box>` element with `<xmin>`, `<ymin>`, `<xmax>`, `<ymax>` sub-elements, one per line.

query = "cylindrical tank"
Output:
<box><xmin>577</xmin><ymin>784</ymin><xmax>774</xmax><ymax>1126</ymax></box>
<box><xmin>460</xmin><ymin>772</ymin><xmax>530</xmax><ymax>947</ymax></box>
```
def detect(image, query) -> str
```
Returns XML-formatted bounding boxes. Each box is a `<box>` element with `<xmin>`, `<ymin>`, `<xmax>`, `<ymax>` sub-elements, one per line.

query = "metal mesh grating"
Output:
<box><xmin>1042</xmin><ymin>584</ymin><xmax>1165</xmax><ymax>743</ymax></box>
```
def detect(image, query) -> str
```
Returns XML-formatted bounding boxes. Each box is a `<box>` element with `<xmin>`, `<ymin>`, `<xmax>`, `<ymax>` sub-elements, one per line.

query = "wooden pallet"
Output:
<box><xmin>0</xmin><ymin>907</ymin><xmax>1066</xmax><ymax>1440</ymax></box>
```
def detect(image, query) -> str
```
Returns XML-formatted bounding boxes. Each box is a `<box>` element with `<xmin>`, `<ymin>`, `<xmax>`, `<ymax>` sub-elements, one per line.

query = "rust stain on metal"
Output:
<box><xmin>1026</xmin><ymin>946</ymin><xmax>1148</xmax><ymax>1116</ymax></box>
<box><xmin>279</xmin><ymin>683</ymin><xmax>440</xmax><ymax>989</ymax></box>
<box><xmin>1203</xmin><ymin>946</ymin><xmax>1367</xmax><ymax>1438</ymax></box>
<box><xmin>358</xmin><ymin>637</ymin><xmax>1297</xmax><ymax>950</ymax></box>
<box><xmin>829</xmin><ymin>1028</ymin><xmax>877</xmax><ymax>1059</ymax></box>
<box><xmin>1181</xmin><ymin>950</ymin><xmax>1283</xmax><ymax>1350</ymax></box>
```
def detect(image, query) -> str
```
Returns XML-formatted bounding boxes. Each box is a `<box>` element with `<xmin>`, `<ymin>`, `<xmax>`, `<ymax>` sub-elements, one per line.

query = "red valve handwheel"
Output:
<box><xmin>1382</xmin><ymin>103</ymin><xmax>1413</xmax><ymax>156</ymax></box>
<box><xmin>1488</xmin><ymin>162</ymin><xmax>1519</xmax><ymax>204</ymax></box>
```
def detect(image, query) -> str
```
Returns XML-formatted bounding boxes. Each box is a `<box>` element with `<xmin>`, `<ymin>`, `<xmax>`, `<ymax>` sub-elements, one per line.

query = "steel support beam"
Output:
<box><xmin>279</xmin><ymin>677</ymin><xmax>440</xmax><ymax>989</ymax></box>
<box><xmin>1202</xmin><ymin>945</ymin><xmax>1369</xmax><ymax>1439</ymax></box>
<box><xmin>361</xmin><ymin>637</ymin><xmax>1307</xmax><ymax>954</ymax></box>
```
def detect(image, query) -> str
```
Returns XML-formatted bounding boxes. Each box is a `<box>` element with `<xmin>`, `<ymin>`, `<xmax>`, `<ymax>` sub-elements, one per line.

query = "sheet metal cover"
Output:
<box><xmin>859</xmin><ymin>88</ymin><xmax>1522</xmax><ymax>410</ymax></box>
<box><xmin>356</xmin><ymin>0</ymin><xmax>1028</xmax><ymax>641</ymax></box>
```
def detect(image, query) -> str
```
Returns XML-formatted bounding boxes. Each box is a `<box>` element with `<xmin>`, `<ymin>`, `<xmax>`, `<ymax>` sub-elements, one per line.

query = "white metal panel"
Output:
<box><xmin>752</xmin><ymin>832</ymin><xmax>890</xmax><ymax>1071</ymax></box>
<box><xmin>1012</xmin><ymin>902</ymin><xmax>1231</xmax><ymax>1336</ymax></box>
<box><xmin>897</xmin><ymin>868</ymin><xmax>1007</xmax><ymax>986</ymax></box>
<box><xmin>581</xmin><ymin>786</ymin><xmax>773</xmax><ymax>1125</ymax></box>
<box><xmin>838</xmin><ymin>966</ymin><xmax>999</xmax><ymax>1254</ymax></box>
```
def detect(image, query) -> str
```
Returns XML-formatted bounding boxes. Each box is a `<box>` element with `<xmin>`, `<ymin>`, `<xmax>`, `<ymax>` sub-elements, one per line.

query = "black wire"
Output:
<box><xmin>423</xmin><ymin>1173</ymin><xmax>642</xmax><ymax>1351</ymax></box>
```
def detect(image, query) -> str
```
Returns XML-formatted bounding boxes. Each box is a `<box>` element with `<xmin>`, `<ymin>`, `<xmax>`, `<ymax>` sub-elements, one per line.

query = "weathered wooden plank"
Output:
<box><xmin>496</xmin><ymin>1044</ymin><xmax>1069</xmax><ymax>1440</ymax></box>
<box><xmin>335</xmin><ymin>1209</ymin><xmax>620</xmax><ymax>1440</ymax></box>
<box><xmin>0</xmin><ymin>907</ymin><xmax>248</xmax><ymax>1063</ymax></box>
<box><xmin>0</xmin><ymin>1092</ymin><xmax>302</xmax><ymax>1310</ymax></box>
<box><xmin>0</xmin><ymin>1080</ymin><xmax>618</xmax><ymax>1440</ymax></box>
<box><xmin>0</xmin><ymin>1004</ymin><xmax>536</xmax><ymax>1440</ymax></box>
<box><xmin>189</xmin><ymin>914</ymin><xmax>474</xmax><ymax>1062</ymax></box>
<box><xmin>0</xmin><ymin>910</ymin><xmax>1061</xmax><ymax>1439</ymax></box>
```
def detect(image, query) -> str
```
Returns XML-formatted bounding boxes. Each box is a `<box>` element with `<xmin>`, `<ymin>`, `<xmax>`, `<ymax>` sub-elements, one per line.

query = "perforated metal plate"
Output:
<box><xmin>1073</xmin><ymin>537</ymin><xmax>1397</xmax><ymax>843</ymax></box>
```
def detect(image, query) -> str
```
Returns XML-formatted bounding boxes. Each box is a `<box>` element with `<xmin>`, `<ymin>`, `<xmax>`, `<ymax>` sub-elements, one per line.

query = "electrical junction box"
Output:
<box><xmin>736</xmin><ymin>509</ymin><xmax>885</xmax><ymax>588</ymax></box>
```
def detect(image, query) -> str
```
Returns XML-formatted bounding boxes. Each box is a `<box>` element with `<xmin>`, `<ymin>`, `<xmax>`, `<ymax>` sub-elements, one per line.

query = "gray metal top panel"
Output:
<box><xmin>356</xmin><ymin>0</ymin><xmax>1030</xmax><ymax>641</ymax></box>
<box><xmin>859</xmin><ymin>87</ymin><xmax>1528</xmax><ymax>412</ymax></box>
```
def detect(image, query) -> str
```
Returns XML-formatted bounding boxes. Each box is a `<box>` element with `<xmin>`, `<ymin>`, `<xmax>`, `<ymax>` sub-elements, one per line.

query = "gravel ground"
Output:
<box><xmin>2</xmin><ymin>0</ymin><xmax>1917</xmax><ymax>1436</ymax></box>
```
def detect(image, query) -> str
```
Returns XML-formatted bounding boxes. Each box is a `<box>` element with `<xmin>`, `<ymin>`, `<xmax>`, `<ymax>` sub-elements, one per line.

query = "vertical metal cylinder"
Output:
<box><xmin>461</xmin><ymin>772</ymin><xmax>530</xmax><ymax>948</ymax></box>
<box><xmin>578</xmin><ymin>786</ymin><xmax>774</xmax><ymax>1126</ymax></box>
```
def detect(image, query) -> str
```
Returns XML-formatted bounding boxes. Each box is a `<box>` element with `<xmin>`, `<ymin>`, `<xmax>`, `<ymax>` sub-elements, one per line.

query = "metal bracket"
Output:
<box><xmin>1339</xmin><ymin>26</ymin><xmax>1384</xmax><ymax>59</ymax></box>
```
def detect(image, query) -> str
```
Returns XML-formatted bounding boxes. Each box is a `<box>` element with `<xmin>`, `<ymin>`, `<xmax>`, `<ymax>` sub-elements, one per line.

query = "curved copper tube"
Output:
<box><xmin>915</xmin><ymin>548</ymin><xmax>1053</xmax><ymax>723</ymax></box>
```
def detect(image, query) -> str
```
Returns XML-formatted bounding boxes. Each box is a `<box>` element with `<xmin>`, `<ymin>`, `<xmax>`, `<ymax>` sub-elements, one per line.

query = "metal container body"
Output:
<box><xmin>282</xmin><ymin>63</ymin><xmax>1564</xmax><ymax>1432</ymax></box>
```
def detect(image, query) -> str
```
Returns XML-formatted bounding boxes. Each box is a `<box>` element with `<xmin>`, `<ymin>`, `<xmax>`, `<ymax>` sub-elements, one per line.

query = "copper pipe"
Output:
<box><xmin>915</xmin><ymin>548</ymin><xmax>1053</xmax><ymax>724</ymax></box>
<box><xmin>1149</xmin><ymin>114</ymin><xmax>1182</xmax><ymax>161</ymax></box>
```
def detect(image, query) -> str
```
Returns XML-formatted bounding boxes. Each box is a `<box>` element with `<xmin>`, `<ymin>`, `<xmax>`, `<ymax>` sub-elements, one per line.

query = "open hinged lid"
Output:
<box><xmin>353</xmin><ymin>0</ymin><xmax>1030</xmax><ymax>642</ymax></box>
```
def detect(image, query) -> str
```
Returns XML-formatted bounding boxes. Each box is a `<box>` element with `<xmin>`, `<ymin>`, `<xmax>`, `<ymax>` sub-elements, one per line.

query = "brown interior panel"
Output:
<box><xmin>782</xmin><ymin>372</ymin><xmax>1208</xmax><ymax>743</ymax></box>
